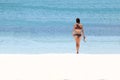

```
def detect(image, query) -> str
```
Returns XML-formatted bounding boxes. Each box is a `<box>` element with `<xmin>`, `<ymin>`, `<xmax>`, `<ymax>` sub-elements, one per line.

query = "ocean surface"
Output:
<box><xmin>0</xmin><ymin>0</ymin><xmax>120</xmax><ymax>54</ymax></box>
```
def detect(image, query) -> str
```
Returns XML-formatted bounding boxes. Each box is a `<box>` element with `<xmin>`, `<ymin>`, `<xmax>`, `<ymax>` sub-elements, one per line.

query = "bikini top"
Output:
<box><xmin>75</xmin><ymin>24</ymin><xmax>82</xmax><ymax>29</ymax></box>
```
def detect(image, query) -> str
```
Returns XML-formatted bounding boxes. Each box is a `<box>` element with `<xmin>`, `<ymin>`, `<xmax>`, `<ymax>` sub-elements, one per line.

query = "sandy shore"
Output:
<box><xmin>0</xmin><ymin>54</ymin><xmax>120</xmax><ymax>80</ymax></box>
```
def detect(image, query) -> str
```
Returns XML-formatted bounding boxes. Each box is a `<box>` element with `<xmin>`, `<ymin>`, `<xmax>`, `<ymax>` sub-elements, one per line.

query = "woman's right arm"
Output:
<box><xmin>81</xmin><ymin>25</ymin><xmax>86</xmax><ymax>42</ymax></box>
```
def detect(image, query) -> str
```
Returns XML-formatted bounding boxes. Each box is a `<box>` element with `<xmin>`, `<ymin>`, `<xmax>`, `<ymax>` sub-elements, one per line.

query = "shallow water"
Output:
<box><xmin>0</xmin><ymin>36</ymin><xmax>119</xmax><ymax>54</ymax></box>
<box><xmin>0</xmin><ymin>0</ymin><xmax>120</xmax><ymax>54</ymax></box>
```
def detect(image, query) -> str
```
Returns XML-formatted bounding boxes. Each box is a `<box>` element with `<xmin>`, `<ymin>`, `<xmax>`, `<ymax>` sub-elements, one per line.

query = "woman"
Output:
<box><xmin>72</xmin><ymin>18</ymin><xmax>86</xmax><ymax>54</ymax></box>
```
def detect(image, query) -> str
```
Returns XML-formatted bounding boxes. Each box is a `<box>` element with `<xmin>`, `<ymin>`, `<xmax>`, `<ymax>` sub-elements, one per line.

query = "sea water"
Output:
<box><xmin>0</xmin><ymin>0</ymin><xmax>120</xmax><ymax>54</ymax></box>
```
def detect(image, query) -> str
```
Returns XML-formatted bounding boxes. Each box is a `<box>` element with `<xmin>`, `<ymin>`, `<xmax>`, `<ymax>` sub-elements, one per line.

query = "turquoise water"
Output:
<box><xmin>0</xmin><ymin>36</ymin><xmax>120</xmax><ymax>54</ymax></box>
<box><xmin>0</xmin><ymin>0</ymin><xmax>120</xmax><ymax>54</ymax></box>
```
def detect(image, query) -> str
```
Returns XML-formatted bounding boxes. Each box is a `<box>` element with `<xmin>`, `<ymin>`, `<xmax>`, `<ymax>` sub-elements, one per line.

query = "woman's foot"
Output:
<box><xmin>77</xmin><ymin>51</ymin><xmax>79</xmax><ymax>54</ymax></box>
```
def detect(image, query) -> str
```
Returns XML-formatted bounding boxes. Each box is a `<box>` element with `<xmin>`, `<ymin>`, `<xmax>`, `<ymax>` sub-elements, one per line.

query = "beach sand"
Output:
<box><xmin>0</xmin><ymin>54</ymin><xmax>120</xmax><ymax>80</ymax></box>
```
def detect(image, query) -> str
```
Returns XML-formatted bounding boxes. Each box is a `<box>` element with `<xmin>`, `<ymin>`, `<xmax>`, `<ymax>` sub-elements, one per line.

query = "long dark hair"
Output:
<box><xmin>76</xmin><ymin>18</ymin><xmax>80</xmax><ymax>23</ymax></box>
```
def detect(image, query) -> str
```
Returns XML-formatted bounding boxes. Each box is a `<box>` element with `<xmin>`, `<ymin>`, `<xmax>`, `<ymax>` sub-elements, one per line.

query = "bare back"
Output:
<box><xmin>73</xmin><ymin>23</ymin><xmax>83</xmax><ymax>35</ymax></box>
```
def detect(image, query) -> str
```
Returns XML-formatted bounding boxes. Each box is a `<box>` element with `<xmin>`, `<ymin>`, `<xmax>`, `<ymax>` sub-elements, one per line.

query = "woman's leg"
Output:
<box><xmin>74</xmin><ymin>36</ymin><xmax>81</xmax><ymax>54</ymax></box>
<box><xmin>76</xmin><ymin>36</ymin><xmax>80</xmax><ymax>54</ymax></box>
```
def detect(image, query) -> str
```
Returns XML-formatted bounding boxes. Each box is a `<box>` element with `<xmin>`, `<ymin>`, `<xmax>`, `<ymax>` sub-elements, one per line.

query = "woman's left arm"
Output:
<box><xmin>72</xmin><ymin>24</ymin><xmax>76</xmax><ymax>36</ymax></box>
